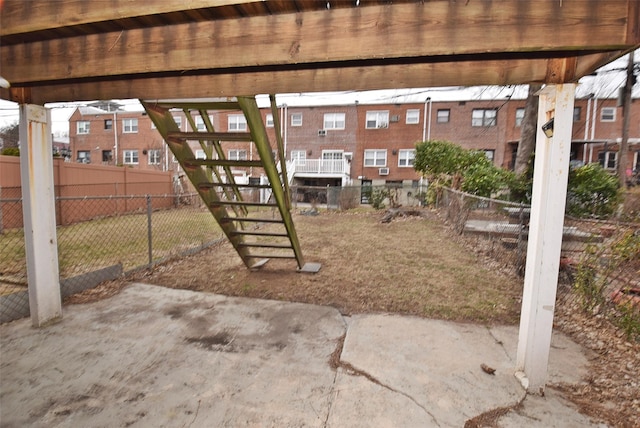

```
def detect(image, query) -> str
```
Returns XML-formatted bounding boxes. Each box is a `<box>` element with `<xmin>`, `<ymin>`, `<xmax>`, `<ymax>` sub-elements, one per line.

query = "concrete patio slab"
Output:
<box><xmin>0</xmin><ymin>283</ymin><xmax>602</xmax><ymax>427</ymax></box>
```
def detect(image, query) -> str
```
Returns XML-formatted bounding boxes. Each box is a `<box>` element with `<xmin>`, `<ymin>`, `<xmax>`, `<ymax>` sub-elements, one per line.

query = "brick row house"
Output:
<box><xmin>69</xmin><ymin>97</ymin><xmax>640</xmax><ymax>189</ymax></box>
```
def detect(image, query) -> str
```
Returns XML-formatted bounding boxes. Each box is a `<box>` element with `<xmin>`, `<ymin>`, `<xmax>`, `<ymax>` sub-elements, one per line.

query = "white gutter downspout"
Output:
<box><xmin>113</xmin><ymin>111</ymin><xmax>118</xmax><ymax>165</ymax></box>
<box><xmin>422</xmin><ymin>97</ymin><xmax>431</xmax><ymax>141</ymax></box>
<box><xmin>589</xmin><ymin>97</ymin><xmax>598</xmax><ymax>163</ymax></box>
<box><xmin>583</xmin><ymin>97</ymin><xmax>591</xmax><ymax>163</ymax></box>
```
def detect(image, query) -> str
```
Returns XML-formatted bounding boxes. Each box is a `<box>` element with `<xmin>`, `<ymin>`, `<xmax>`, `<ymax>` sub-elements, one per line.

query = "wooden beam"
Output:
<box><xmin>0</xmin><ymin>0</ymin><xmax>258</xmax><ymax>36</ymax></box>
<box><xmin>1</xmin><ymin>58</ymin><xmax>551</xmax><ymax>105</ymax></box>
<box><xmin>1</xmin><ymin>0</ymin><xmax>635</xmax><ymax>86</ymax></box>
<box><xmin>575</xmin><ymin>49</ymin><xmax>638</xmax><ymax>79</ymax></box>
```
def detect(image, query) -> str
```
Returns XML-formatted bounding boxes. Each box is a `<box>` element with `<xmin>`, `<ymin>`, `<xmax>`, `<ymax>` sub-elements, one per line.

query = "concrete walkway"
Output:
<box><xmin>0</xmin><ymin>283</ymin><xmax>600</xmax><ymax>427</ymax></box>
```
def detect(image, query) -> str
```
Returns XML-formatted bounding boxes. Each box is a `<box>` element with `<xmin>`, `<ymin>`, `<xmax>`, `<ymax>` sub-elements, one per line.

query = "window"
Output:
<box><xmin>77</xmin><ymin>150</ymin><xmax>90</xmax><ymax>163</ymax></box>
<box><xmin>77</xmin><ymin>121</ymin><xmax>90</xmax><ymax>134</ymax></box>
<box><xmin>228</xmin><ymin>149</ymin><xmax>247</xmax><ymax>160</ymax></box>
<box><xmin>102</xmin><ymin>150</ymin><xmax>112</xmax><ymax>162</ymax></box>
<box><xmin>173</xmin><ymin>116</ymin><xmax>182</xmax><ymax>130</ymax></box>
<box><xmin>291</xmin><ymin>113</ymin><xmax>303</xmax><ymax>127</ymax></box>
<box><xmin>322</xmin><ymin>150</ymin><xmax>343</xmax><ymax>160</ymax></box>
<box><xmin>123</xmin><ymin>118</ymin><xmax>138</xmax><ymax>133</ymax></box>
<box><xmin>436</xmin><ymin>109</ymin><xmax>450</xmax><ymax>123</ymax></box>
<box><xmin>599</xmin><ymin>151</ymin><xmax>617</xmax><ymax>169</ymax></box>
<box><xmin>228</xmin><ymin>114</ymin><xmax>247</xmax><ymax>131</ymax></box>
<box><xmin>573</xmin><ymin>106</ymin><xmax>581</xmax><ymax>122</ymax></box>
<box><xmin>266</xmin><ymin>114</ymin><xmax>274</xmax><ymax>127</ymax></box>
<box><xmin>104</xmin><ymin>119</ymin><xmax>113</xmax><ymax>130</ymax></box>
<box><xmin>195</xmin><ymin>149</ymin><xmax>206</xmax><ymax>159</ymax></box>
<box><xmin>365</xmin><ymin>111</ymin><xmax>389</xmax><ymax>129</ymax></box>
<box><xmin>398</xmin><ymin>149</ymin><xmax>415</xmax><ymax>167</ymax></box>
<box><xmin>291</xmin><ymin>150</ymin><xmax>306</xmax><ymax>163</ymax></box>
<box><xmin>194</xmin><ymin>115</ymin><xmax>213</xmax><ymax>131</ymax></box>
<box><xmin>406</xmin><ymin>109</ymin><xmax>420</xmax><ymax>124</ymax></box>
<box><xmin>515</xmin><ymin>108</ymin><xmax>525</xmax><ymax>126</ymax></box>
<box><xmin>483</xmin><ymin>150</ymin><xmax>495</xmax><ymax>162</ymax></box>
<box><xmin>148</xmin><ymin>149</ymin><xmax>161</xmax><ymax>165</ymax></box>
<box><xmin>364</xmin><ymin>149</ymin><xmax>387</xmax><ymax>167</ymax></box>
<box><xmin>123</xmin><ymin>150</ymin><xmax>139</xmax><ymax>164</ymax></box>
<box><xmin>323</xmin><ymin>113</ymin><xmax>346</xmax><ymax>130</ymax></box>
<box><xmin>472</xmin><ymin>109</ymin><xmax>497</xmax><ymax>127</ymax></box>
<box><xmin>601</xmin><ymin>107</ymin><xmax>616</xmax><ymax>122</ymax></box>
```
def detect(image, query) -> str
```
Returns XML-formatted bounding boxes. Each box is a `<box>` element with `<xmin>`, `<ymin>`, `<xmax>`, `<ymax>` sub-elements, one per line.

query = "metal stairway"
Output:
<box><xmin>141</xmin><ymin>96</ymin><xmax>319</xmax><ymax>272</ymax></box>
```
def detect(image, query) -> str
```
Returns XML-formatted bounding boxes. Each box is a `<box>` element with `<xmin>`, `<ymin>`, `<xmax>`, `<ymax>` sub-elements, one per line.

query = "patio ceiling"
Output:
<box><xmin>1</xmin><ymin>0</ymin><xmax>639</xmax><ymax>104</ymax></box>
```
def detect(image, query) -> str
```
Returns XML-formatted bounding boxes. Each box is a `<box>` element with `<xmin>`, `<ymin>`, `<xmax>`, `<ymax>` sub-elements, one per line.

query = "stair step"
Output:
<box><xmin>211</xmin><ymin>201</ymin><xmax>278</xmax><ymax>208</ymax></box>
<box><xmin>221</xmin><ymin>217</ymin><xmax>284</xmax><ymax>224</ymax></box>
<box><xmin>198</xmin><ymin>182</ymin><xmax>273</xmax><ymax>190</ymax></box>
<box><xmin>230</xmin><ymin>231</ymin><xmax>289</xmax><ymax>237</ymax></box>
<box><xmin>167</xmin><ymin>131</ymin><xmax>253</xmax><ymax>142</ymax></box>
<box><xmin>239</xmin><ymin>243</ymin><xmax>293</xmax><ymax>249</ymax></box>
<box><xmin>244</xmin><ymin>254</ymin><xmax>298</xmax><ymax>259</ymax></box>
<box><xmin>185</xmin><ymin>159</ymin><xmax>263</xmax><ymax>168</ymax></box>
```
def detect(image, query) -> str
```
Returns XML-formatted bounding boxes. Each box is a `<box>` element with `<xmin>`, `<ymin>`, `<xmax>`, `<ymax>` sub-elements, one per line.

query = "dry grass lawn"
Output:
<box><xmin>133</xmin><ymin>209</ymin><xmax>523</xmax><ymax>324</ymax></box>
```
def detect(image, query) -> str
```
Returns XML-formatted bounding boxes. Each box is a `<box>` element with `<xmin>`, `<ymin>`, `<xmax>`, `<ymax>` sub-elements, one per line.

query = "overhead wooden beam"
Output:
<box><xmin>0</xmin><ymin>0</ymin><xmax>258</xmax><ymax>36</ymax></box>
<box><xmin>1</xmin><ymin>58</ymin><xmax>552</xmax><ymax>105</ymax></box>
<box><xmin>1</xmin><ymin>0</ymin><xmax>635</xmax><ymax>87</ymax></box>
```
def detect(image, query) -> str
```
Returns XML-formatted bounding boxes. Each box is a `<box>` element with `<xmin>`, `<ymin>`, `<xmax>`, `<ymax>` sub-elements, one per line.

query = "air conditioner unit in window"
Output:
<box><xmin>390</xmin><ymin>115</ymin><xmax>400</xmax><ymax>123</ymax></box>
<box><xmin>318</xmin><ymin>129</ymin><xmax>327</xmax><ymax>136</ymax></box>
<box><xmin>378</xmin><ymin>167</ymin><xmax>389</xmax><ymax>176</ymax></box>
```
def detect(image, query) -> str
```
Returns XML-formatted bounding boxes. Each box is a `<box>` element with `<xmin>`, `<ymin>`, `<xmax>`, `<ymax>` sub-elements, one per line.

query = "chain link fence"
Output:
<box><xmin>1</xmin><ymin>186</ymin><xmax>222</xmax><ymax>323</ymax></box>
<box><xmin>434</xmin><ymin>187</ymin><xmax>640</xmax><ymax>341</ymax></box>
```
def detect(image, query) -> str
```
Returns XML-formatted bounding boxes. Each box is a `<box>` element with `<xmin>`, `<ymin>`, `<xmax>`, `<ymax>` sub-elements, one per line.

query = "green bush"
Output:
<box><xmin>415</xmin><ymin>140</ymin><xmax>510</xmax><ymax>199</ymax></box>
<box><xmin>1</xmin><ymin>147</ymin><xmax>19</xmax><ymax>156</ymax></box>
<box><xmin>566</xmin><ymin>163</ymin><xmax>621</xmax><ymax>218</ymax></box>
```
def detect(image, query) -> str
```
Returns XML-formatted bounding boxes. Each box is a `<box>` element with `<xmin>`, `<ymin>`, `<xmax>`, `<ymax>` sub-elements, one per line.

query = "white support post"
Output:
<box><xmin>516</xmin><ymin>84</ymin><xmax>576</xmax><ymax>393</ymax></box>
<box><xmin>19</xmin><ymin>104</ymin><xmax>62</xmax><ymax>327</ymax></box>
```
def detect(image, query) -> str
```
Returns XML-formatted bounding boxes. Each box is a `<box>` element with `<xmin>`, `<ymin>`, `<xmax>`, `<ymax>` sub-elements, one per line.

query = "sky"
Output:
<box><xmin>0</xmin><ymin>49</ymin><xmax>637</xmax><ymax>136</ymax></box>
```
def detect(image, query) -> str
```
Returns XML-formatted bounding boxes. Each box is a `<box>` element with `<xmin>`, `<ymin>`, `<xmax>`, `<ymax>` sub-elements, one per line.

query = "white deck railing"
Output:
<box><xmin>292</xmin><ymin>159</ymin><xmax>348</xmax><ymax>175</ymax></box>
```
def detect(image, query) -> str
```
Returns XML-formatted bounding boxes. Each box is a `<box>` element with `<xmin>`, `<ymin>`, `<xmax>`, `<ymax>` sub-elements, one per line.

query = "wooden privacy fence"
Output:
<box><xmin>0</xmin><ymin>156</ymin><xmax>174</xmax><ymax>229</ymax></box>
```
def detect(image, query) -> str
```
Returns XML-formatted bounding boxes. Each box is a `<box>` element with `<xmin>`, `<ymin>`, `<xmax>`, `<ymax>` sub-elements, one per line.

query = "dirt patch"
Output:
<box><xmin>128</xmin><ymin>209</ymin><xmax>523</xmax><ymax>324</ymax></box>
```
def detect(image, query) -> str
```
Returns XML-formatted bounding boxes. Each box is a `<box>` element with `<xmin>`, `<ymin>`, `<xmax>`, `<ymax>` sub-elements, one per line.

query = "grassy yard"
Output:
<box><xmin>0</xmin><ymin>207</ymin><xmax>223</xmax><ymax>283</ymax></box>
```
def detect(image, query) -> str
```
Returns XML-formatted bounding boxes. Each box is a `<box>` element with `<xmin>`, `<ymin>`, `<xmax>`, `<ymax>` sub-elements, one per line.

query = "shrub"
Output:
<box><xmin>1</xmin><ymin>147</ymin><xmax>20</xmax><ymax>156</ymax></box>
<box><xmin>566</xmin><ymin>163</ymin><xmax>621</xmax><ymax>218</ymax></box>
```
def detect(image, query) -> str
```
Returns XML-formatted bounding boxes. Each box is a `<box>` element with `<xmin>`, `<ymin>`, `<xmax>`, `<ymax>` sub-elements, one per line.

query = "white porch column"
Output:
<box><xmin>516</xmin><ymin>84</ymin><xmax>576</xmax><ymax>393</ymax></box>
<box><xmin>19</xmin><ymin>104</ymin><xmax>62</xmax><ymax>327</ymax></box>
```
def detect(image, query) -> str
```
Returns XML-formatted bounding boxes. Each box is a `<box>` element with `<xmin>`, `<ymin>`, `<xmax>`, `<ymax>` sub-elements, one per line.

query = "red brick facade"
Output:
<box><xmin>69</xmin><ymin>98</ymin><xmax>640</xmax><ymax>184</ymax></box>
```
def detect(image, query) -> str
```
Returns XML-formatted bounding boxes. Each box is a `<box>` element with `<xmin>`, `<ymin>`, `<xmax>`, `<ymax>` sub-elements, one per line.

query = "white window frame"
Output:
<box><xmin>77</xmin><ymin>150</ymin><xmax>91</xmax><ymax>163</ymax></box>
<box><xmin>195</xmin><ymin>149</ymin><xmax>206</xmax><ymax>160</ymax></box>
<box><xmin>291</xmin><ymin>150</ymin><xmax>306</xmax><ymax>164</ymax></box>
<box><xmin>472</xmin><ymin>109</ymin><xmax>497</xmax><ymax>127</ymax></box>
<box><xmin>602</xmin><ymin>151</ymin><xmax>617</xmax><ymax>169</ymax></box>
<box><xmin>266</xmin><ymin>114</ymin><xmax>274</xmax><ymax>127</ymax></box>
<box><xmin>123</xmin><ymin>149</ymin><xmax>139</xmax><ymax>165</ymax></box>
<box><xmin>228</xmin><ymin>149</ymin><xmax>248</xmax><ymax>160</ymax></box>
<box><xmin>104</xmin><ymin>119</ymin><xmax>113</xmax><ymax>130</ymax></box>
<box><xmin>322</xmin><ymin>150</ymin><xmax>344</xmax><ymax>160</ymax></box>
<box><xmin>123</xmin><ymin>118</ymin><xmax>138</xmax><ymax>133</ymax></box>
<box><xmin>77</xmin><ymin>121</ymin><xmax>90</xmax><ymax>134</ymax></box>
<box><xmin>601</xmin><ymin>107</ymin><xmax>616</xmax><ymax>122</ymax></box>
<box><xmin>291</xmin><ymin>113</ymin><xmax>303</xmax><ymax>127</ymax></box>
<box><xmin>515</xmin><ymin>108</ymin><xmax>525</xmax><ymax>126</ymax></box>
<box><xmin>406</xmin><ymin>109</ymin><xmax>420</xmax><ymax>124</ymax></box>
<box><xmin>323</xmin><ymin>113</ymin><xmax>346</xmax><ymax>130</ymax></box>
<box><xmin>483</xmin><ymin>149</ymin><xmax>495</xmax><ymax>162</ymax></box>
<box><xmin>365</xmin><ymin>111</ymin><xmax>389</xmax><ymax>129</ymax></box>
<box><xmin>364</xmin><ymin>149</ymin><xmax>387</xmax><ymax>167</ymax></box>
<box><xmin>398</xmin><ymin>149</ymin><xmax>415</xmax><ymax>167</ymax></box>
<box><xmin>173</xmin><ymin>116</ymin><xmax>182</xmax><ymax>130</ymax></box>
<box><xmin>195</xmin><ymin>115</ymin><xmax>214</xmax><ymax>131</ymax></box>
<box><xmin>228</xmin><ymin>114</ymin><xmax>247</xmax><ymax>131</ymax></box>
<box><xmin>437</xmin><ymin>109</ymin><xmax>450</xmax><ymax>123</ymax></box>
<box><xmin>148</xmin><ymin>149</ymin><xmax>161</xmax><ymax>165</ymax></box>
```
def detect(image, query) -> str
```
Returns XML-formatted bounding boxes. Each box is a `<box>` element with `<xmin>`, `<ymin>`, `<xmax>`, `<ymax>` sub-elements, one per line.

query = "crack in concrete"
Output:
<box><xmin>327</xmin><ymin>333</ymin><xmax>441</xmax><ymax>427</ymax></box>
<box><xmin>463</xmin><ymin>393</ymin><xmax>526</xmax><ymax>428</ymax></box>
<box><xmin>486</xmin><ymin>326</ymin><xmax>513</xmax><ymax>361</ymax></box>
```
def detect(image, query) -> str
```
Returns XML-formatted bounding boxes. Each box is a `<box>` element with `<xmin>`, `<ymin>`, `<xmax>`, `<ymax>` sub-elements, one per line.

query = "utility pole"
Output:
<box><xmin>618</xmin><ymin>51</ymin><xmax>635</xmax><ymax>188</ymax></box>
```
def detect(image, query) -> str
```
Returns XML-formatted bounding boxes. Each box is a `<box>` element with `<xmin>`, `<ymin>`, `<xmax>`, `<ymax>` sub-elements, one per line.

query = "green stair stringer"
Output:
<box><xmin>141</xmin><ymin>97</ymin><xmax>314</xmax><ymax>272</ymax></box>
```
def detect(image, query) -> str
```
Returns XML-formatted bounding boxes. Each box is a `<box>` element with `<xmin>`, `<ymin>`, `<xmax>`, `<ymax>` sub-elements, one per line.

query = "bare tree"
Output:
<box><xmin>513</xmin><ymin>83</ymin><xmax>543</xmax><ymax>175</ymax></box>
<box><xmin>0</xmin><ymin>122</ymin><xmax>19</xmax><ymax>150</ymax></box>
<box><xmin>617</xmin><ymin>51</ymin><xmax>634</xmax><ymax>189</ymax></box>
